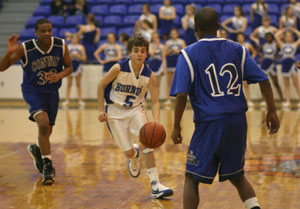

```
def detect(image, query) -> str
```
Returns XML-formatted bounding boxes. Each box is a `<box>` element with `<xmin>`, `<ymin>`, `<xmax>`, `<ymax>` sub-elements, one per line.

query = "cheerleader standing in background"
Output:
<box><xmin>63</xmin><ymin>34</ymin><xmax>87</xmax><ymax>107</ymax></box>
<box><xmin>236</xmin><ymin>32</ymin><xmax>257</xmax><ymax>107</ymax></box>
<box><xmin>149</xmin><ymin>32</ymin><xmax>167</xmax><ymax>97</ymax></box>
<box><xmin>250</xmin><ymin>0</ymin><xmax>268</xmax><ymax>29</ymax></box>
<box><xmin>279</xmin><ymin>6</ymin><xmax>297</xmax><ymax>29</ymax></box>
<box><xmin>181</xmin><ymin>4</ymin><xmax>197</xmax><ymax>46</ymax></box>
<box><xmin>164</xmin><ymin>28</ymin><xmax>186</xmax><ymax>105</ymax></box>
<box><xmin>119</xmin><ymin>33</ymin><xmax>130</xmax><ymax>61</ymax></box>
<box><xmin>221</xmin><ymin>6</ymin><xmax>248</xmax><ymax>41</ymax></box>
<box><xmin>275</xmin><ymin>27</ymin><xmax>300</xmax><ymax>108</ymax></box>
<box><xmin>250</xmin><ymin>15</ymin><xmax>278</xmax><ymax>47</ymax></box>
<box><xmin>289</xmin><ymin>0</ymin><xmax>300</xmax><ymax>29</ymax></box>
<box><xmin>258</xmin><ymin>32</ymin><xmax>284</xmax><ymax>102</ymax></box>
<box><xmin>94</xmin><ymin>33</ymin><xmax>122</xmax><ymax>75</ymax></box>
<box><xmin>159</xmin><ymin>0</ymin><xmax>176</xmax><ymax>40</ymax></box>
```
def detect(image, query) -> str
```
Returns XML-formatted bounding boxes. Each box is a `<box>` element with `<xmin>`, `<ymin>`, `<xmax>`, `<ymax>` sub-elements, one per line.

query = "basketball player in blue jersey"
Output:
<box><xmin>170</xmin><ymin>8</ymin><xmax>280</xmax><ymax>209</ymax></box>
<box><xmin>97</xmin><ymin>35</ymin><xmax>173</xmax><ymax>199</ymax></box>
<box><xmin>0</xmin><ymin>19</ymin><xmax>73</xmax><ymax>185</ymax></box>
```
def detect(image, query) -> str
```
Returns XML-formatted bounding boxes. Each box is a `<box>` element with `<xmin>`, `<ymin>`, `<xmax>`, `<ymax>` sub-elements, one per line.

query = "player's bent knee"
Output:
<box><xmin>229</xmin><ymin>174</ymin><xmax>245</xmax><ymax>187</ymax></box>
<box><xmin>143</xmin><ymin>148</ymin><xmax>153</xmax><ymax>154</ymax></box>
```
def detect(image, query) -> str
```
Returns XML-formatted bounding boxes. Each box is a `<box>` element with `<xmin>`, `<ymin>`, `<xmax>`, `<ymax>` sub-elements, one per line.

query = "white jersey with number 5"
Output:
<box><xmin>104</xmin><ymin>59</ymin><xmax>152</xmax><ymax>119</ymax></box>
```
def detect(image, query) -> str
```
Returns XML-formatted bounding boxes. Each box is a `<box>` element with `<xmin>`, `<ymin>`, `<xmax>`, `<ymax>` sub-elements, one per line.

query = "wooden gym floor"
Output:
<box><xmin>0</xmin><ymin>104</ymin><xmax>300</xmax><ymax>209</ymax></box>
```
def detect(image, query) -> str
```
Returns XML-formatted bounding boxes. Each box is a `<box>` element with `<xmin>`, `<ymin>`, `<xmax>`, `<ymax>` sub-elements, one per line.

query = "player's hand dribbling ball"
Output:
<box><xmin>139</xmin><ymin>121</ymin><xmax>166</xmax><ymax>148</ymax></box>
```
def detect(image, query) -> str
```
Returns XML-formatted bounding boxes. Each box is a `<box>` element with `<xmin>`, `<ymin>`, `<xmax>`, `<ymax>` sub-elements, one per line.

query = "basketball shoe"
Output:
<box><xmin>27</xmin><ymin>144</ymin><xmax>43</xmax><ymax>173</ymax></box>
<box><xmin>42</xmin><ymin>158</ymin><xmax>55</xmax><ymax>185</ymax></box>
<box><xmin>128</xmin><ymin>144</ymin><xmax>140</xmax><ymax>178</ymax></box>
<box><xmin>151</xmin><ymin>180</ymin><xmax>173</xmax><ymax>199</ymax></box>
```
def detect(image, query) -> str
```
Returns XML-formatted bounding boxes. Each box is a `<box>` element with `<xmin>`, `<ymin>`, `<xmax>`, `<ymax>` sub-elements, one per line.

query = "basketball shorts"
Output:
<box><xmin>281</xmin><ymin>58</ymin><xmax>297</xmax><ymax>77</ymax></box>
<box><xmin>186</xmin><ymin>114</ymin><xmax>247</xmax><ymax>184</ymax></box>
<box><xmin>22</xmin><ymin>90</ymin><xmax>59</xmax><ymax>126</ymax></box>
<box><xmin>261</xmin><ymin>58</ymin><xmax>277</xmax><ymax>76</ymax></box>
<box><xmin>106</xmin><ymin>104</ymin><xmax>147</xmax><ymax>151</ymax></box>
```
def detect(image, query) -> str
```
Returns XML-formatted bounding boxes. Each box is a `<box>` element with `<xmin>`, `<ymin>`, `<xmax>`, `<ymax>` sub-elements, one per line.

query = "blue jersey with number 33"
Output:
<box><xmin>20</xmin><ymin>37</ymin><xmax>65</xmax><ymax>93</ymax></box>
<box><xmin>170</xmin><ymin>36</ymin><xmax>268</xmax><ymax>122</ymax></box>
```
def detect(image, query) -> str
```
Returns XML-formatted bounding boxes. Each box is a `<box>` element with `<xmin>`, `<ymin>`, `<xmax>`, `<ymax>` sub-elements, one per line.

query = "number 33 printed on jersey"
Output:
<box><xmin>205</xmin><ymin>63</ymin><xmax>241</xmax><ymax>97</ymax></box>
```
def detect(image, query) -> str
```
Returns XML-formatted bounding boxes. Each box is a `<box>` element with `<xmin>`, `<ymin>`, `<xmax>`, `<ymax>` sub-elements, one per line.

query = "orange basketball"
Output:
<box><xmin>139</xmin><ymin>121</ymin><xmax>166</xmax><ymax>149</ymax></box>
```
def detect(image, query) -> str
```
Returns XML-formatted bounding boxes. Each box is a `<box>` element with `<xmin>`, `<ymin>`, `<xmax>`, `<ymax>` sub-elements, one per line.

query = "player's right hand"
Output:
<box><xmin>266</xmin><ymin>111</ymin><xmax>280</xmax><ymax>134</ymax></box>
<box><xmin>8</xmin><ymin>34</ymin><xmax>21</xmax><ymax>53</ymax></box>
<box><xmin>171</xmin><ymin>127</ymin><xmax>182</xmax><ymax>144</ymax></box>
<box><xmin>98</xmin><ymin>112</ymin><xmax>107</xmax><ymax>122</ymax></box>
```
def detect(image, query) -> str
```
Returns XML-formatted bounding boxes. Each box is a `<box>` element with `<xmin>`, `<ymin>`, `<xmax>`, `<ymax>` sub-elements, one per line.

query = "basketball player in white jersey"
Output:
<box><xmin>97</xmin><ymin>35</ymin><xmax>173</xmax><ymax>198</ymax></box>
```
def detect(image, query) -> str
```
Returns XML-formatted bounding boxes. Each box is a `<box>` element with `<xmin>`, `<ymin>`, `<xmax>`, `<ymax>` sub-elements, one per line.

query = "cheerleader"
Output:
<box><xmin>164</xmin><ymin>28</ymin><xmax>186</xmax><ymax>105</ymax></box>
<box><xmin>279</xmin><ymin>6</ymin><xmax>297</xmax><ymax>29</ymax></box>
<box><xmin>221</xmin><ymin>6</ymin><xmax>248</xmax><ymax>41</ymax></box>
<box><xmin>181</xmin><ymin>4</ymin><xmax>197</xmax><ymax>46</ymax></box>
<box><xmin>250</xmin><ymin>15</ymin><xmax>278</xmax><ymax>47</ymax></box>
<box><xmin>159</xmin><ymin>0</ymin><xmax>176</xmax><ymax>40</ymax></box>
<box><xmin>149</xmin><ymin>32</ymin><xmax>166</xmax><ymax>97</ymax></box>
<box><xmin>94</xmin><ymin>33</ymin><xmax>122</xmax><ymax>75</ymax></box>
<box><xmin>275</xmin><ymin>27</ymin><xmax>300</xmax><ymax>107</ymax></box>
<box><xmin>63</xmin><ymin>34</ymin><xmax>87</xmax><ymax>107</ymax></box>
<box><xmin>250</xmin><ymin>0</ymin><xmax>268</xmax><ymax>29</ymax></box>
<box><xmin>258</xmin><ymin>32</ymin><xmax>284</xmax><ymax>102</ymax></box>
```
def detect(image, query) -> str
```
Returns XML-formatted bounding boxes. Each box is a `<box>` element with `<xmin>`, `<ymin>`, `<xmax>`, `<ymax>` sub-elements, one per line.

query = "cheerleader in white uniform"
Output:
<box><xmin>275</xmin><ymin>27</ymin><xmax>300</xmax><ymax>107</ymax></box>
<box><xmin>279</xmin><ymin>6</ymin><xmax>297</xmax><ymax>29</ymax></box>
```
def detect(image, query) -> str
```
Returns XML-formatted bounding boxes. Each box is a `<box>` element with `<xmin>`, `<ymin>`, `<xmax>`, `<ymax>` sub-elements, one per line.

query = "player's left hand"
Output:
<box><xmin>46</xmin><ymin>72</ymin><xmax>61</xmax><ymax>83</ymax></box>
<box><xmin>171</xmin><ymin>127</ymin><xmax>182</xmax><ymax>144</ymax></box>
<box><xmin>266</xmin><ymin>111</ymin><xmax>280</xmax><ymax>134</ymax></box>
<box><xmin>296</xmin><ymin>61</ymin><xmax>300</xmax><ymax>70</ymax></box>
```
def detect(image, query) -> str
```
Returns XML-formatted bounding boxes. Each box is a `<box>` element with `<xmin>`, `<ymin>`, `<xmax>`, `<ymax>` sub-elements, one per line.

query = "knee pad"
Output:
<box><xmin>143</xmin><ymin>148</ymin><xmax>154</xmax><ymax>154</ymax></box>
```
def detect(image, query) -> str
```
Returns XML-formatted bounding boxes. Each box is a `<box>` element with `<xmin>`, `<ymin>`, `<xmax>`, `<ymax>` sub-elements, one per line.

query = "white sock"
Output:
<box><xmin>42</xmin><ymin>155</ymin><xmax>52</xmax><ymax>160</ymax></box>
<box><xmin>244</xmin><ymin>197</ymin><xmax>260</xmax><ymax>209</ymax></box>
<box><xmin>147</xmin><ymin>167</ymin><xmax>159</xmax><ymax>182</ymax></box>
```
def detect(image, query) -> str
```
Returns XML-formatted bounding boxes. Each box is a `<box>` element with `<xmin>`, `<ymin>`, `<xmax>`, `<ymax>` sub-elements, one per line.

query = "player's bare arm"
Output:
<box><xmin>171</xmin><ymin>92</ymin><xmax>187</xmax><ymax>144</ymax></box>
<box><xmin>97</xmin><ymin>63</ymin><xmax>121</xmax><ymax>122</ymax></box>
<box><xmin>0</xmin><ymin>34</ymin><xmax>24</xmax><ymax>72</ymax></box>
<box><xmin>259</xmin><ymin>80</ymin><xmax>280</xmax><ymax>134</ymax></box>
<box><xmin>46</xmin><ymin>43</ymin><xmax>73</xmax><ymax>83</ymax></box>
<box><xmin>149</xmin><ymin>72</ymin><xmax>160</xmax><ymax>121</ymax></box>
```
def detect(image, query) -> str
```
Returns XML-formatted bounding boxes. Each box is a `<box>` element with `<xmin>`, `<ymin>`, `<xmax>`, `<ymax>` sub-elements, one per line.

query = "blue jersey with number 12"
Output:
<box><xmin>170</xmin><ymin>36</ymin><xmax>268</xmax><ymax>122</ymax></box>
<box><xmin>20</xmin><ymin>37</ymin><xmax>65</xmax><ymax>93</ymax></box>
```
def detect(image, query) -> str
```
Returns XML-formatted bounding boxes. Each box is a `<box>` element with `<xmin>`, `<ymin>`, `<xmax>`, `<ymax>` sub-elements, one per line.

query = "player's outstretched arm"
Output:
<box><xmin>171</xmin><ymin>92</ymin><xmax>187</xmax><ymax>144</ymax></box>
<box><xmin>149</xmin><ymin>72</ymin><xmax>160</xmax><ymax>121</ymax></box>
<box><xmin>259</xmin><ymin>80</ymin><xmax>280</xmax><ymax>134</ymax></box>
<box><xmin>97</xmin><ymin>63</ymin><xmax>120</xmax><ymax>122</ymax></box>
<box><xmin>0</xmin><ymin>35</ymin><xmax>24</xmax><ymax>72</ymax></box>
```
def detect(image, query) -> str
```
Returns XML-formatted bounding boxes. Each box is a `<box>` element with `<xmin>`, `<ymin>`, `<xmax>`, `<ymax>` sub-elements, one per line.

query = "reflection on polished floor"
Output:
<box><xmin>0</xmin><ymin>107</ymin><xmax>300</xmax><ymax>209</ymax></box>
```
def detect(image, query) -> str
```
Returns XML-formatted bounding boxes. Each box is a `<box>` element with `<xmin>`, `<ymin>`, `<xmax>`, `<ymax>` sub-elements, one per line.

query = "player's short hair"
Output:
<box><xmin>120</xmin><ymin>33</ymin><xmax>130</xmax><ymax>42</ymax></box>
<box><xmin>127</xmin><ymin>35</ymin><xmax>149</xmax><ymax>52</ymax></box>
<box><xmin>195</xmin><ymin>7</ymin><xmax>219</xmax><ymax>34</ymax></box>
<box><xmin>35</xmin><ymin>18</ymin><xmax>51</xmax><ymax>31</ymax></box>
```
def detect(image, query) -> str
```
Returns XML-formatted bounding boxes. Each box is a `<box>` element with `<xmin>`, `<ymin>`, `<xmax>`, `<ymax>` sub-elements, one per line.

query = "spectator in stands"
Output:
<box><xmin>164</xmin><ymin>28</ymin><xmax>186</xmax><ymax>105</ymax></box>
<box><xmin>159</xmin><ymin>0</ymin><xmax>176</xmax><ymax>40</ymax></box>
<box><xmin>236</xmin><ymin>32</ymin><xmax>257</xmax><ymax>107</ymax></box>
<box><xmin>119</xmin><ymin>33</ymin><xmax>130</xmax><ymax>61</ymax></box>
<box><xmin>279</xmin><ymin>6</ymin><xmax>297</xmax><ymax>29</ymax></box>
<box><xmin>290</xmin><ymin>0</ymin><xmax>300</xmax><ymax>29</ymax></box>
<box><xmin>51</xmin><ymin>0</ymin><xmax>68</xmax><ymax>17</ymax></box>
<box><xmin>63</xmin><ymin>34</ymin><xmax>87</xmax><ymax>108</ymax></box>
<box><xmin>181</xmin><ymin>4</ymin><xmax>197</xmax><ymax>46</ymax></box>
<box><xmin>257</xmin><ymin>32</ymin><xmax>284</xmax><ymax>102</ymax></box>
<box><xmin>275</xmin><ymin>27</ymin><xmax>300</xmax><ymax>108</ymax></box>
<box><xmin>222</xmin><ymin>6</ymin><xmax>248</xmax><ymax>41</ymax></box>
<box><xmin>250</xmin><ymin>15</ymin><xmax>278</xmax><ymax>47</ymax></box>
<box><xmin>70</xmin><ymin>0</ymin><xmax>88</xmax><ymax>16</ymax></box>
<box><xmin>77</xmin><ymin>14</ymin><xmax>100</xmax><ymax>63</ymax></box>
<box><xmin>149</xmin><ymin>32</ymin><xmax>167</xmax><ymax>97</ymax></box>
<box><xmin>94</xmin><ymin>33</ymin><xmax>122</xmax><ymax>75</ymax></box>
<box><xmin>250</xmin><ymin>0</ymin><xmax>268</xmax><ymax>29</ymax></box>
<box><xmin>217</xmin><ymin>29</ymin><xmax>228</xmax><ymax>39</ymax></box>
<box><xmin>139</xmin><ymin>4</ymin><xmax>158</xmax><ymax>31</ymax></box>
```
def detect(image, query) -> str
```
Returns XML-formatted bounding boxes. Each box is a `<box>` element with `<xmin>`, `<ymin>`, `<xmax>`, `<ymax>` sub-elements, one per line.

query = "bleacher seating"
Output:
<box><xmin>22</xmin><ymin>0</ymin><xmax>293</xmax><ymax>53</ymax></box>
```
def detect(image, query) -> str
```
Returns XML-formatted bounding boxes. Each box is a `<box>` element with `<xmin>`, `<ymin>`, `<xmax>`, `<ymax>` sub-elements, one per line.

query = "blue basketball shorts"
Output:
<box><xmin>186</xmin><ymin>114</ymin><xmax>247</xmax><ymax>184</ymax></box>
<box><xmin>22</xmin><ymin>90</ymin><xmax>59</xmax><ymax>126</ymax></box>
